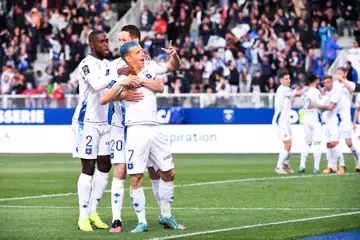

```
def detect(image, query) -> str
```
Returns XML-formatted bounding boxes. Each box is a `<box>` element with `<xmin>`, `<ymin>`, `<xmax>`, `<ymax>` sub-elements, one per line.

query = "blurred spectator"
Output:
<box><xmin>227</xmin><ymin>61</ymin><xmax>239</xmax><ymax>93</ymax></box>
<box><xmin>203</xmin><ymin>85</ymin><xmax>216</xmax><ymax>107</ymax></box>
<box><xmin>140</xmin><ymin>5</ymin><xmax>154</xmax><ymax>31</ymax></box>
<box><xmin>322</xmin><ymin>34</ymin><xmax>343</xmax><ymax>66</ymax></box>
<box><xmin>346</xmin><ymin>61</ymin><xmax>359</xmax><ymax>90</ymax></box>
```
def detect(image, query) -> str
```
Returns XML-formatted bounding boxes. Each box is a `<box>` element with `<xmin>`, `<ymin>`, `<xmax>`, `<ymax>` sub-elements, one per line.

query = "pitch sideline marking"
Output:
<box><xmin>0</xmin><ymin>173</ymin><xmax>357</xmax><ymax>202</ymax></box>
<box><xmin>149</xmin><ymin>211</ymin><xmax>360</xmax><ymax>240</ymax></box>
<box><xmin>0</xmin><ymin>205</ymin><xmax>360</xmax><ymax>212</ymax></box>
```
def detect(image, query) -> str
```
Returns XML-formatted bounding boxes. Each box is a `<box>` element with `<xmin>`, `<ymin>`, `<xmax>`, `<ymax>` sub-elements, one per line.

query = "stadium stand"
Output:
<box><xmin>0</xmin><ymin>0</ymin><xmax>359</xmax><ymax>103</ymax></box>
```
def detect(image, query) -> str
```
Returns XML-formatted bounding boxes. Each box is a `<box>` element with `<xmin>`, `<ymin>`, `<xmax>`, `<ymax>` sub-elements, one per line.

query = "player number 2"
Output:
<box><xmin>110</xmin><ymin>140</ymin><xmax>123</xmax><ymax>151</ymax></box>
<box><xmin>86</xmin><ymin>136</ymin><xmax>92</xmax><ymax>147</ymax></box>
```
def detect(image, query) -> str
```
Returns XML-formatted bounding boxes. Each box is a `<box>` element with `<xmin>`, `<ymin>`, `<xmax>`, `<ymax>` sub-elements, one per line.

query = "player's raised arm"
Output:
<box><xmin>99</xmin><ymin>75</ymin><xmax>140</xmax><ymax>105</ymax></box>
<box><xmin>161</xmin><ymin>40</ymin><xmax>181</xmax><ymax>72</ymax></box>
<box><xmin>140</xmin><ymin>75</ymin><xmax>164</xmax><ymax>93</ymax></box>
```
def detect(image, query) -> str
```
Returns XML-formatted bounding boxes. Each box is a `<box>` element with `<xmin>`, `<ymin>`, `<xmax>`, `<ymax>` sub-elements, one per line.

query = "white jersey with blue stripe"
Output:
<box><xmin>303</xmin><ymin>86</ymin><xmax>323</xmax><ymax>124</ymax></box>
<box><xmin>72</xmin><ymin>55</ymin><xmax>111</xmax><ymax>124</ymax></box>
<box><xmin>324</xmin><ymin>82</ymin><xmax>341</xmax><ymax>125</ymax></box>
<box><xmin>119</xmin><ymin>61</ymin><xmax>167</xmax><ymax>126</ymax></box>
<box><xmin>272</xmin><ymin>85</ymin><xmax>296</xmax><ymax>126</ymax></box>
<box><xmin>107</xmin><ymin>57</ymin><xmax>127</xmax><ymax>128</ymax></box>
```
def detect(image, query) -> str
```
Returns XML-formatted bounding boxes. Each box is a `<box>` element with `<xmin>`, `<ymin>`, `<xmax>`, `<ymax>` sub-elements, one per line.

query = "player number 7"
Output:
<box><xmin>128</xmin><ymin>149</ymin><xmax>134</xmax><ymax>162</ymax></box>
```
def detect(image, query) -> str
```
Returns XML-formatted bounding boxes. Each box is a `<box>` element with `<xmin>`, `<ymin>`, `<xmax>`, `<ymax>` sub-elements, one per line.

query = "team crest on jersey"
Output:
<box><xmin>107</xmin><ymin>80</ymin><xmax>116</xmax><ymax>89</ymax></box>
<box><xmin>82</xmin><ymin>65</ymin><xmax>90</xmax><ymax>75</ymax></box>
<box><xmin>105</xmin><ymin>69</ymin><xmax>110</xmax><ymax>76</ymax></box>
<box><xmin>127</xmin><ymin>163</ymin><xmax>134</xmax><ymax>170</ymax></box>
<box><xmin>223</xmin><ymin>109</ymin><xmax>234</xmax><ymax>123</ymax></box>
<box><xmin>85</xmin><ymin>148</ymin><xmax>92</xmax><ymax>155</ymax></box>
<box><xmin>145</xmin><ymin>73</ymin><xmax>152</xmax><ymax>79</ymax></box>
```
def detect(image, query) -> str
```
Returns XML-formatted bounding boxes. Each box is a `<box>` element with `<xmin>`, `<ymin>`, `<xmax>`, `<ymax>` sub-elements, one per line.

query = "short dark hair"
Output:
<box><xmin>278</xmin><ymin>70</ymin><xmax>290</xmax><ymax>80</ymax></box>
<box><xmin>337</xmin><ymin>66</ymin><xmax>347</xmax><ymax>72</ymax></box>
<box><xmin>323</xmin><ymin>75</ymin><xmax>333</xmax><ymax>80</ymax></box>
<box><xmin>121</xmin><ymin>25</ymin><xmax>141</xmax><ymax>40</ymax></box>
<box><xmin>88</xmin><ymin>30</ymin><xmax>105</xmax><ymax>43</ymax></box>
<box><xmin>308</xmin><ymin>72</ymin><xmax>319</xmax><ymax>83</ymax></box>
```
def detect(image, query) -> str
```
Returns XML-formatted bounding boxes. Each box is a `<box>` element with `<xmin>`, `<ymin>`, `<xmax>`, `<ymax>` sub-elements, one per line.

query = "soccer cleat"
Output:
<box><xmin>356</xmin><ymin>167</ymin><xmax>360</xmax><ymax>172</ymax></box>
<box><xmin>283</xmin><ymin>164</ymin><xmax>295</xmax><ymax>174</ymax></box>
<box><xmin>109</xmin><ymin>219</ymin><xmax>122</xmax><ymax>233</ymax></box>
<box><xmin>158</xmin><ymin>215</ymin><xmax>170</xmax><ymax>228</ymax></box>
<box><xmin>313</xmin><ymin>169</ymin><xmax>320</xmax><ymax>174</ymax></box>
<box><xmin>78</xmin><ymin>218</ymin><xmax>93</xmax><ymax>232</ymax></box>
<box><xmin>158</xmin><ymin>216</ymin><xmax>185</xmax><ymax>230</ymax></box>
<box><xmin>131</xmin><ymin>222</ymin><xmax>148</xmax><ymax>233</ymax></box>
<box><xmin>337</xmin><ymin>166</ymin><xmax>346</xmax><ymax>175</ymax></box>
<box><xmin>298</xmin><ymin>167</ymin><xmax>305</xmax><ymax>173</ymax></box>
<box><xmin>322</xmin><ymin>168</ymin><xmax>334</xmax><ymax>174</ymax></box>
<box><xmin>89</xmin><ymin>213</ymin><xmax>108</xmax><ymax>229</ymax></box>
<box><xmin>275</xmin><ymin>168</ymin><xmax>287</xmax><ymax>174</ymax></box>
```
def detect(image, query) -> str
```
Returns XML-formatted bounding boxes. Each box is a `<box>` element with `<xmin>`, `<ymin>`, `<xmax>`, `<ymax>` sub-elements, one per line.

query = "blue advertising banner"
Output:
<box><xmin>0</xmin><ymin>108</ymin><xmax>357</xmax><ymax>125</ymax></box>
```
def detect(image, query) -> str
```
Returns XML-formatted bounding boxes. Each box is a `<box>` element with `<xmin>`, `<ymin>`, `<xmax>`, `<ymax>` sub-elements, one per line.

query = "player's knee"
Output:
<box><xmin>345</xmin><ymin>138</ymin><xmax>353</xmax><ymax>147</ymax></box>
<box><xmin>328</xmin><ymin>142</ymin><xmax>337</xmax><ymax>148</ymax></box>
<box><xmin>96</xmin><ymin>155</ymin><xmax>112</xmax><ymax>173</ymax></box>
<box><xmin>81</xmin><ymin>159</ymin><xmax>96</xmax><ymax>175</ymax></box>
<box><xmin>284</xmin><ymin>143</ymin><xmax>292</xmax><ymax>151</ymax></box>
<box><xmin>113</xmin><ymin>163</ymin><xmax>126</xmax><ymax>180</ymax></box>
<box><xmin>160</xmin><ymin>169</ymin><xmax>175</xmax><ymax>182</ymax></box>
<box><xmin>130</xmin><ymin>174</ymin><xmax>144</xmax><ymax>189</ymax></box>
<box><xmin>148</xmin><ymin>167</ymin><xmax>160</xmax><ymax>180</ymax></box>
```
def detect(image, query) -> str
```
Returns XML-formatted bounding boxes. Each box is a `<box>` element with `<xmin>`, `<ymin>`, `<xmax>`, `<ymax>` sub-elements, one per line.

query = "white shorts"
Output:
<box><xmin>304</xmin><ymin>122</ymin><xmax>323</xmax><ymax>144</ymax></box>
<box><xmin>325</xmin><ymin>122</ymin><xmax>339</xmax><ymax>143</ymax></box>
<box><xmin>110</xmin><ymin>126</ymin><xmax>125</xmax><ymax>164</ymax></box>
<box><xmin>339</xmin><ymin>120</ymin><xmax>353</xmax><ymax>139</ymax></box>
<box><xmin>125</xmin><ymin>125</ymin><xmax>174</xmax><ymax>175</ymax></box>
<box><xmin>72</xmin><ymin>121</ymin><xmax>111</xmax><ymax>159</ymax></box>
<box><xmin>274</xmin><ymin>124</ymin><xmax>292</xmax><ymax>141</ymax></box>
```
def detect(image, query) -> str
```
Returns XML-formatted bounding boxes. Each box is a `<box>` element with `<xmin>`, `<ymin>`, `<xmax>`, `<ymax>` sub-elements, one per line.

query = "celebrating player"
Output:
<box><xmin>116</xmin><ymin>41</ymin><xmax>184</xmax><ymax>232</ymax></box>
<box><xmin>272</xmin><ymin>71</ymin><xmax>306</xmax><ymax>174</ymax></box>
<box><xmin>334</xmin><ymin>67</ymin><xmax>359</xmax><ymax>174</ymax></box>
<box><xmin>311</xmin><ymin>75</ymin><xmax>342</xmax><ymax>174</ymax></box>
<box><xmin>299</xmin><ymin>74</ymin><xmax>323</xmax><ymax>173</ymax></box>
<box><xmin>352</xmin><ymin>93</ymin><xmax>360</xmax><ymax>172</ymax></box>
<box><xmin>72</xmin><ymin>30</ymin><xmax>138</xmax><ymax>232</ymax></box>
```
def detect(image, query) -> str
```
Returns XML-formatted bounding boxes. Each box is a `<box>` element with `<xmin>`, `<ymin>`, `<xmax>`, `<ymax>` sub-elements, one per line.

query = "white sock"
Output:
<box><xmin>336</xmin><ymin>145</ymin><xmax>345</xmax><ymax>167</ymax></box>
<box><xmin>111</xmin><ymin>178</ymin><xmax>125</xmax><ymax>222</ymax></box>
<box><xmin>313</xmin><ymin>143</ymin><xmax>322</xmax><ymax>170</ymax></box>
<box><xmin>89</xmin><ymin>169</ymin><xmax>109</xmax><ymax>214</ymax></box>
<box><xmin>326</xmin><ymin>148</ymin><xmax>334</xmax><ymax>169</ymax></box>
<box><xmin>283</xmin><ymin>151</ymin><xmax>291</xmax><ymax>166</ymax></box>
<box><xmin>350</xmin><ymin>145</ymin><xmax>359</xmax><ymax>165</ymax></box>
<box><xmin>300</xmin><ymin>144</ymin><xmax>310</xmax><ymax>169</ymax></box>
<box><xmin>130</xmin><ymin>187</ymin><xmax>147</xmax><ymax>224</ymax></box>
<box><xmin>159</xmin><ymin>179</ymin><xmax>174</xmax><ymax>218</ymax></box>
<box><xmin>276</xmin><ymin>149</ymin><xmax>289</xmax><ymax>168</ymax></box>
<box><xmin>330</xmin><ymin>147</ymin><xmax>339</xmax><ymax>171</ymax></box>
<box><xmin>151</xmin><ymin>179</ymin><xmax>161</xmax><ymax>207</ymax></box>
<box><xmin>77</xmin><ymin>173</ymin><xmax>92</xmax><ymax>220</ymax></box>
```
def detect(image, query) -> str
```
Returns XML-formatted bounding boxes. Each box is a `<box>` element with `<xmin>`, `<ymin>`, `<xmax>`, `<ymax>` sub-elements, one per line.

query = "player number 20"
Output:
<box><xmin>110</xmin><ymin>140</ymin><xmax>123</xmax><ymax>151</ymax></box>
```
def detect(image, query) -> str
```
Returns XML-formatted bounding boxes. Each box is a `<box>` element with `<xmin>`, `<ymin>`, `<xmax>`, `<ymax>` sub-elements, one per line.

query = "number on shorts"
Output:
<box><xmin>128</xmin><ymin>149</ymin><xmax>134</xmax><ymax>162</ymax></box>
<box><xmin>86</xmin><ymin>135</ymin><xmax>92</xmax><ymax>147</ymax></box>
<box><xmin>110</xmin><ymin>140</ymin><xmax>123</xmax><ymax>151</ymax></box>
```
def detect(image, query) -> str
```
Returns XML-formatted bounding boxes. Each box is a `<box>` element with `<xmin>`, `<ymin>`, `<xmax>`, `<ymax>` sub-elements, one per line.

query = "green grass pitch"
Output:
<box><xmin>0</xmin><ymin>154</ymin><xmax>359</xmax><ymax>240</ymax></box>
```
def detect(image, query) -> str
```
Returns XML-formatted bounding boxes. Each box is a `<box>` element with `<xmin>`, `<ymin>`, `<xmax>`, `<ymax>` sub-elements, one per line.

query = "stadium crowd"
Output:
<box><xmin>1</xmin><ymin>0</ymin><xmax>360</xmax><ymax>101</ymax></box>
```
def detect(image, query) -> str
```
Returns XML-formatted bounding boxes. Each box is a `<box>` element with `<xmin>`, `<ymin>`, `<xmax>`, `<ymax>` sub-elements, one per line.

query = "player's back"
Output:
<box><xmin>303</xmin><ymin>87</ymin><xmax>322</xmax><ymax>124</ymax></box>
<box><xmin>272</xmin><ymin>85</ymin><xmax>294</xmax><ymax>125</ymax></box>
<box><xmin>73</xmin><ymin>55</ymin><xmax>111</xmax><ymax>124</ymax></box>
<box><xmin>123</xmin><ymin>62</ymin><xmax>160</xmax><ymax>126</ymax></box>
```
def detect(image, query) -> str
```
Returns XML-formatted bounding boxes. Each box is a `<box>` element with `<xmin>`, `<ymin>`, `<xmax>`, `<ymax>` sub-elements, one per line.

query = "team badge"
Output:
<box><xmin>82</xmin><ymin>65</ymin><xmax>90</xmax><ymax>75</ymax></box>
<box><xmin>105</xmin><ymin>69</ymin><xmax>110</xmax><ymax>76</ymax></box>
<box><xmin>127</xmin><ymin>163</ymin><xmax>133</xmax><ymax>170</ymax></box>
<box><xmin>85</xmin><ymin>148</ymin><xmax>92</xmax><ymax>155</ymax></box>
<box><xmin>223</xmin><ymin>109</ymin><xmax>234</xmax><ymax>123</ymax></box>
<box><xmin>145</xmin><ymin>73</ymin><xmax>152</xmax><ymax>79</ymax></box>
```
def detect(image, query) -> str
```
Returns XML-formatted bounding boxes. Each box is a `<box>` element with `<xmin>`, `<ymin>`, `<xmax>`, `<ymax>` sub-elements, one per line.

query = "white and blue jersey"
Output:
<box><xmin>303</xmin><ymin>86</ymin><xmax>323</xmax><ymax>144</ymax></box>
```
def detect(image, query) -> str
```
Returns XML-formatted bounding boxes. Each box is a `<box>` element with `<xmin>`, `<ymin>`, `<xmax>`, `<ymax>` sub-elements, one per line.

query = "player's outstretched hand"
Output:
<box><xmin>121</xmin><ymin>75</ymin><xmax>140</xmax><ymax>87</ymax></box>
<box><xmin>161</xmin><ymin>40</ymin><xmax>177</xmax><ymax>57</ymax></box>
<box><xmin>122</xmin><ymin>88</ymin><xmax>144</xmax><ymax>102</ymax></box>
<box><xmin>118</xmin><ymin>67</ymin><xmax>136</xmax><ymax>76</ymax></box>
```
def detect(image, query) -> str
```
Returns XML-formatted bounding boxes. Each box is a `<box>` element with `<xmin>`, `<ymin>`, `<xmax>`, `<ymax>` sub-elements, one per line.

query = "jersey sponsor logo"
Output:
<box><xmin>163</xmin><ymin>154</ymin><xmax>172</xmax><ymax>161</ymax></box>
<box><xmin>107</xmin><ymin>80</ymin><xmax>116</xmax><ymax>89</ymax></box>
<box><xmin>105</xmin><ymin>69</ymin><xmax>110</xmax><ymax>76</ymax></box>
<box><xmin>82</xmin><ymin>65</ymin><xmax>90</xmax><ymax>75</ymax></box>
